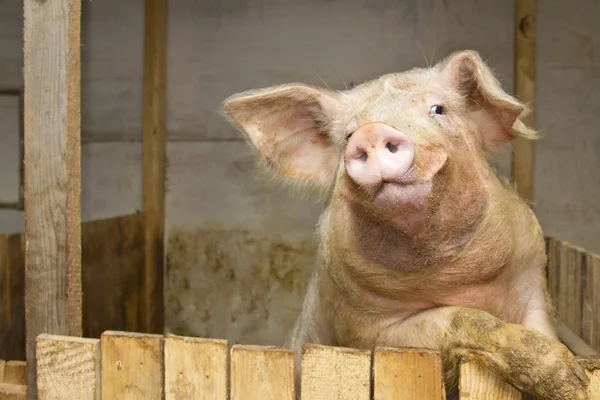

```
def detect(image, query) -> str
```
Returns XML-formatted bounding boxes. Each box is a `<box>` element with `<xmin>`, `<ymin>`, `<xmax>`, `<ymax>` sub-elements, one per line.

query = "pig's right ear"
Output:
<box><xmin>222</xmin><ymin>84</ymin><xmax>341</xmax><ymax>191</ymax></box>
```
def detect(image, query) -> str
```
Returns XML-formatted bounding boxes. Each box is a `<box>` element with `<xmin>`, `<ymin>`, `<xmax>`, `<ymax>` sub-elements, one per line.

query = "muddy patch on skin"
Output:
<box><xmin>165</xmin><ymin>228</ymin><xmax>316</xmax><ymax>346</ymax></box>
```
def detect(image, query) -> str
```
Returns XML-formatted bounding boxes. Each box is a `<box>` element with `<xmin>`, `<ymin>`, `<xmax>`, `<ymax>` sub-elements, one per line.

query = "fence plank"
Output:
<box><xmin>555</xmin><ymin>240</ymin><xmax>569</xmax><ymax>324</ymax></box>
<box><xmin>164</xmin><ymin>335</ymin><xmax>227</xmax><ymax>400</ymax></box>
<box><xmin>230</xmin><ymin>345</ymin><xmax>294</xmax><ymax>400</ymax></box>
<box><xmin>0</xmin><ymin>383</ymin><xmax>26</xmax><ymax>400</ymax></box>
<box><xmin>0</xmin><ymin>360</ymin><xmax>4</xmax><ymax>382</ymax></box>
<box><xmin>3</xmin><ymin>362</ymin><xmax>25</xmax><ymax>386</ymax></box>
<box><xmin>459</xmin><ymin>361</ymin><xmax>521</xmax><ymax>399</ymax></box>
<box><xmin>301</xmin><ymin>344</ymin><xmax>371</xmax><ymax>400</ymax></box>
<box><xmin>582</xmin><ymin>253</ymin><xmax>600</xmax><ymax>353</ymax></box>
<box><xmin>565</xmin><ymin>244</ymin><xmax>584</xmax><ymax>336</ymax></box>
<box><xmin>0</xmin><ymin>233</ymin><xmax>25</xmax><ymax>362</ymax></box>
<box><xmin>36</xmin><ymin>334</ymin><xmax>100</xmax><ymax>400</ymax></box>
<box><xmin>373</xmin><ymin>347</ymin><xmax>445</xmax><ymax>400</ymax></box>
<box><xmin>101</xmin><ymin>331</ymin><xmax>164</xmax><ymax>400</ymax></box>
<box><xmin>546</xmin><ymin>238</ymin><xmax>560</xmax><ymax>308</ymax></box>
<box><xmin>82</xmin><ymin>213</ymin><xmax>146</xmax><ymax>337</ymax></box>
<box><xmin>23</xmin><ymin>0</ymin><xmax>83</xmax><ymax>396</ymax></box>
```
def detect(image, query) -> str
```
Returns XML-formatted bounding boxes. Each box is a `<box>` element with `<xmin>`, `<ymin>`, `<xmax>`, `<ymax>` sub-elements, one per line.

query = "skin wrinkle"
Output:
<box><xmin>222</xmin><ymin>50</ymin><xmax>589</xmax><ymax>400</ymax></box>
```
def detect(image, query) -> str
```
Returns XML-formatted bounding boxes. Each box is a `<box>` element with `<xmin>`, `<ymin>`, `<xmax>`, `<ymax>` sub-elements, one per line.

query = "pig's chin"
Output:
<box><xmin>372</xmin><ymin>181</ymin><xmax>432</xmax><ymax>236</ymax></box>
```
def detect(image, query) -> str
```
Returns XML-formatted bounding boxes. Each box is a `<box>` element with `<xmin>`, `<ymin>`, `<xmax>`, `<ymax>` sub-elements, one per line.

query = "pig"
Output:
<box><xmin>221</xmin><ymin>50</ymin><xmax>589</xmax><ymax>400</ymax></box>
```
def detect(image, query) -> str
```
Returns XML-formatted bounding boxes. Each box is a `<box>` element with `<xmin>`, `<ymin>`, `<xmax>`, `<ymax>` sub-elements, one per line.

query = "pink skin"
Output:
<box><xmin>344</xmin><ymin>122</ymin><xmax>416</xmax><ymax>188</ymax></box>
<box><xmin>222</xmin><ymin>51</ymin><xmax>590</xmax><ymax>399</ymax></box>
<box><xmin>343</xmin><ymin>122</ymin><xmax>447</xmax><ymax>236</ymax></box>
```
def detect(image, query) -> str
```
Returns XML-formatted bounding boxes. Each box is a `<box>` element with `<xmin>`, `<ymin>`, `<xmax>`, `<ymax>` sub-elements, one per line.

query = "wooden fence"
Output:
<box><xmin>0</xmin><ymin>212</ymin><xmax>147</xmax><ymax>362</ymax></box>
<box><xmin>0</xmin><ymin>331</ymin><xmax>599</xmax><ymax>400</ymax></box>
<box><xmin>547</xmin><ymin>237</ymin><xmax>600</xmax><ymax>353</ymax></box>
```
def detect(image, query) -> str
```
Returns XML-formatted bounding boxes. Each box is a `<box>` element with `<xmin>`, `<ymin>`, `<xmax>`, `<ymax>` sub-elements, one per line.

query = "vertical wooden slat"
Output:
<box><xmin>583</xmin><ymin>254</ymin><xmax>600</xmax><ymax>353</ymax></box>
<box><xmin>141</xmin><ymin>0</ymin><xmax>168</xmax><ymax>334</ymax></box>
<box><xmin>0</xmin><ymin>233</ymin><xmax>26</xmax><ymax>362</ymax></box>
<box><xmin>101</xmin><ymin>331</ymin><xmax>164</xmax><ymax>400</ymax></box>
<box><xmin>300</xmin><ymin>344</ymin><xmax>371</xmax><ymax>400</ymax></box>
<box><xmin>3</xmin><ymin>363</ymin><xmax>26</xmax><ymax>386</ymax></box>
<box><xmin>546</xmin><ymin>238</ymin><xmax>560</xmax><ymax>307</ymax></box>
<box><xmin>557</xmin><ymin>240</ymin><xmax>569</xmax><ymax>324</ymax></box>
<box><xmin>565</xmin><ymin>244</ymin><xmax>584</xmax><ymax>336</ymax></box>
<box><xmin>23</xmin><ymin>0</ymin><xmax>83</xmax><ymax>398</ymax></box>
<box><xmin>512</xmin><ymin>0</ymin><xmax>536</xmax><ymax>199</ymax></box>
<box><xmin>36</xmin><ymin>334</ymin><xmax>100</xmax><ymax>400</ymax></box>
<box><xmin>0</xmin><ymin>360</ymin><xmax>5</xmax><ymax>382</ymax></box>
<box><xmin>373</xmin><ymin>347</ymin><xmax>445</xmax><ymax>400</ymax></box>
<box><xmin>164</xmin><ymin>335</ymin><xmax>227</xmax><ymax>400</ymax></box>
<box><xmin>459</xmin><ymin>361</ymin><xmax>522</xmax><ymax>399</ymax></box>
<box><xmin>230</xmin><ymin>345</ymin><xmax>294</xmax><ymax>400</ymax></box>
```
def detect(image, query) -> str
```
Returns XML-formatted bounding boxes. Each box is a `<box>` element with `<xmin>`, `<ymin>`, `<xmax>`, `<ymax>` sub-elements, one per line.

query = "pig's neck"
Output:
<box><xmin>321</xmin><ymin>165</ymin><xmax>529</xmax><ymax>304</ymax></box>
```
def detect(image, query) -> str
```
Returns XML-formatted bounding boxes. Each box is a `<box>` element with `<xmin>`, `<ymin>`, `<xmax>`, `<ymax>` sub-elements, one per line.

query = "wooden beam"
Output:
<box><xmin>141</xmin><ymin>0</ymin><xmax>168</xmax><ymax>334</ymax></box>
<box><xmin>301</xmin><ymin>344</ymin><xmax>371</xmax><ymax>399</ymax></box>
<box><xmin>512</xmin><ymin>0</ymin><xmax>536</xmax><ymax>201</ymax></box>
<box><xmin>23</xmin><ymin>0</ymin><xmax>82</xmax><ymax>398</ymax></box>
<box><xmin>101</xmin><ymin>331</ymin><xmax>164</xmax><ymax>400</ymax></box>
<box><xmin>164</xmin><ymin>335</ymin><xmax>228</xmax><ymax>400</ymax></box>
<box><xmin>36</xmin><ymin>334</ymin><xmax>100</xmax><ymax>400</ymax></box>
<box><xmin>373</xmin><ymin>347</ymin><xmax>445</xmax><ymax>400</ymax></box>
<box><xmin>230</xmin><ymin>345</ymin><xmax>295</xmax><ymax>400</ymax></box>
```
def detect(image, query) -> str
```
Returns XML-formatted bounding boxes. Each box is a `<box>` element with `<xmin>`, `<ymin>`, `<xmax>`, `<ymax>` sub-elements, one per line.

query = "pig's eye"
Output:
<box><xmin>430</xmin><ymin>105</ymin><xmax>444</xmax><ymax>116</ymax></box>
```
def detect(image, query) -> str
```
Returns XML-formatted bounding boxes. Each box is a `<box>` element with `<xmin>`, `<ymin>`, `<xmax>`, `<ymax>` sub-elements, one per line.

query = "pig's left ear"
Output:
<box><xmin>439</xmin><ymin>50</ymin><xmax>537</xmax><ymax>150</ymax></box>
<box><xmin>222</xmin><ymin>84</ymin><xmax>341</xmax><ymax>191</ymax></box>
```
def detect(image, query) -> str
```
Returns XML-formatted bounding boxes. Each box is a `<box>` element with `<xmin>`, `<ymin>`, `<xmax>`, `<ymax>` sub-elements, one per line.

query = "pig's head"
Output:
<box><xmin>222</xmin><ymin>51</ymin><xmax>536</xmax><ymax>238</ymax></box>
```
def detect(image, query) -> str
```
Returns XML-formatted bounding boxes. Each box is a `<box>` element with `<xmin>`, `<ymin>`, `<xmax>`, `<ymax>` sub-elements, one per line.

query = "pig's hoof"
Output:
<box><xmin>504</xmin><ymin>332</ymin><xmax>590</xmax><ymax>400</ymax></box>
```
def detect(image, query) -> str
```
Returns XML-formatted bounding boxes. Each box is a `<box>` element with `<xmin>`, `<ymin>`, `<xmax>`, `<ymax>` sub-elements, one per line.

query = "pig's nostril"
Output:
<box><xmin>386</xmin><ymin>142</ymin><xmax>398</xmax><ymax>153</ymax></box>
<box><xmin>358</xmin><ymin>152</ymin><xmax>368</xmax><ymax>161</ymax></box>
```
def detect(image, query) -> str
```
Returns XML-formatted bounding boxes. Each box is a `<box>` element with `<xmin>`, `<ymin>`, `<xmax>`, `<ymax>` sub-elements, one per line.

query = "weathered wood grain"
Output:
<box><xmin>565</xmin><ymin>244</ymin><xmax>584</xmax><ymax>336</ymax></box>
<box><xmin>0</xmin><ymin>213</ymin><xmax>145</xmax><ymax>365</ymax></box>
<box><xmin>459</xmin><ymin>361</ymin><xmax>522</xmax><ymax>399</ymax></box>
<box><xmin>512</xmin><ymin>0</ymin><xmax>536</xmax><ymax>199</ymax></box>
<box><xmin>164</xmin><ymin>335</ymin><xmax>227</xmax><ymax>400</ymax></box>
<box><xmin>301</xmin><ymin>344</ymin><xmax>371</xmax><ymax>400</ymax></box>
<box><xmin>81</xmin><ymin>213</ymin><xmax>145</xmax><ymax>337</ymax></box>
<box><xmin>230</xmin><ymin>345</ymin><xmax>294</xmax><ymax>400</ymax></box>
<box><xmin>373</xmin><ymin>347</ymin><xmax>445</xmax><ymax>399</ymax></box>
<box><xmin>23</xmin><ymin>0</ymin><xmax>83</xmax><ymax>397</ymax></box>
<box><xmin>582</xmin><ymin>253</ymin><xmax>600</xmax><ymax>353</ymax></box>
<box><xmin>101</xmin><ymin>331</ymin><xmax>164</xmax><ymax>400</ymax></box>
<box><xmin>36</xmin><ymin>334</ymin><xmax>100</xmax><ymax>400</ymax></box>
<box><xmin>0</xmin><ymin>233</ymin><xmax>25</xmax><ymax>362</ymax></box>
<box><xmin>2</xmin><ymin>362</ymin><xmax>25</xmax><ymax>386</ymax></box>
<box><xmin>141</xmin><ymin>0</ymin><xmax>168</xmax><ymax>334</ymax></box>
<box><xmin>0</xmin><ymin>383</ymin><xmax>27</xmax><ymax>400</ymax></box>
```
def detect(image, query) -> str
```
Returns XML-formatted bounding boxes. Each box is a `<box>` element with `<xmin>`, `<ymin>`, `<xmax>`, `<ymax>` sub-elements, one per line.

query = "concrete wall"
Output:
<box><xmin>0</xmin><ymin>0</ymin><xmax>598</xmax><ymax>345</ymax></box>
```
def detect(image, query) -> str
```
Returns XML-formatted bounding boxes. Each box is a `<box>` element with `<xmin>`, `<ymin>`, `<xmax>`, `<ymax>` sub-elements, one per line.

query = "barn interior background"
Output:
<box><xmin>0</xmin><ymin>0</ymin><xmax>599</xmax><ymax>360</ymax></box>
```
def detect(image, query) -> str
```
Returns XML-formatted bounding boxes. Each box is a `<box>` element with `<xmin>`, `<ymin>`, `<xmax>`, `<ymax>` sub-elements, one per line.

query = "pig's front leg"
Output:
<box><xmin>376</xmin><ymin>306</ymin><xmax>589</xmax><ymax>400</ymax></box>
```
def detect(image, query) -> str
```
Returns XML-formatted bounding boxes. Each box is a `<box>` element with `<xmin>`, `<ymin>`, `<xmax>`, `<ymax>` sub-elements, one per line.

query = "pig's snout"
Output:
<box><xmin>344</xmin><ymin>122</ymin><xmax>415</xmax><ymax>188</ymax></box>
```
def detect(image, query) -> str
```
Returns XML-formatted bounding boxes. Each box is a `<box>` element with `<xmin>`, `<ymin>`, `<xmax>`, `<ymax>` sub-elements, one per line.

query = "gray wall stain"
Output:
<box><xmin>166</xmin><ymin>228</ymin><xmax>316</xmax><ymax>345</ymax></box>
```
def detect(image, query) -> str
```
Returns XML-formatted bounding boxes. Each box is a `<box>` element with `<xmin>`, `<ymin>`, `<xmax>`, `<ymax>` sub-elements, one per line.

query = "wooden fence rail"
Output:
<box><xmin>0</xmin><ymin>331</ymin><xmax>599</xmax><ymax>400</ymax></box>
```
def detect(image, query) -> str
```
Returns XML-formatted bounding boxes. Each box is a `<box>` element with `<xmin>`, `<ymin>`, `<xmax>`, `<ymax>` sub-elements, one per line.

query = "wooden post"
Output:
<box><xmin>141</xmin><ymin>0</ymin><xmax>167</xmax><ymax>333</ymax></box>
<box><xmin>512</xmin><ymin>0</ymin><xmax>536</xmax><ymax>201</ymax></box>
<box><xmin>23</xmin><ymin>0</ymin><xmax>82</xmax><ymax>398</ymax></box>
